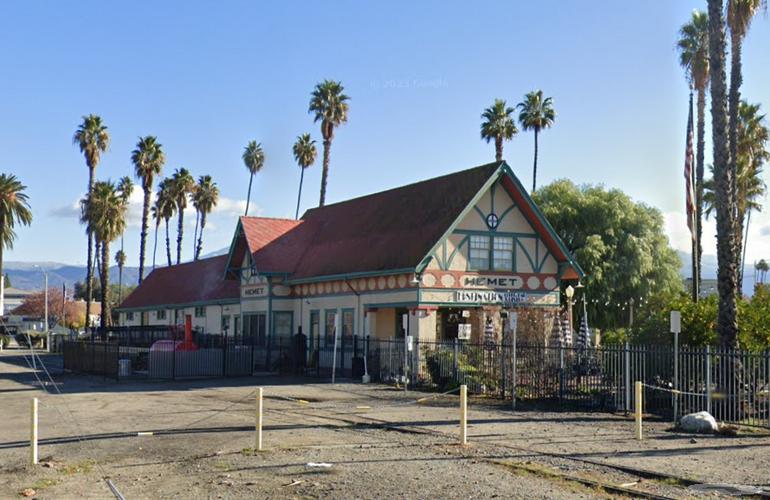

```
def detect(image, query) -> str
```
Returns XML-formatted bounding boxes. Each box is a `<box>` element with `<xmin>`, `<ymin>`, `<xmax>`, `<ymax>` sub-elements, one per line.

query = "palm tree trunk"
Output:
<box><xmin>295</xmin><ymin>167</ymin><xmax>305</xmax><ymax>220</ymax></box>
<box><xmin>729</xmin><ymin>31</ymin><xmax>744</xmax><ymax>297</ymax></box>
<box><xmin>495</xmin><ymin>136</ymin><xmax>503</xmax><ymax>162</ymax></box>
<box><xmin>85</xmin><ymin>166</ymin><xmax>95</xmax><ymax>327</ymax></box>
<box><xmin>245</xmin><ymin>173</ymin><xmax>253</xmax><ymax>216</ymax></box>
<box><xmin>118</xmin><ymin>263</ymin><xmax>123</xmax><ymax>304</ymax></box>
<box><xmin>196</xmin><ymin>212</ymin><xmax>207</xmax><ymax>260</ymax></box>
<box><xmin>319</xmin><ymin>139</ymin><xmax>331</xmax><ymax>207</ymax></box>
<box><xmin>740</xmin><ymin>210</ymin><xmax>751</xmax><ymax>294</ymax></box>
<box><xmin>152</xmin><ymin>221</ymin><xmax>159</xmax><ymax>270</ymax></box>
<box><xmin>139</xmin><ymin>186</ymin><xmax>151</xmax><ymax>284</ymax></box>
<box><xmin>100</xmin><ymin>239</ymin><xmax>110</xmax><ymax>329</ymax></box>
<box><xmin>532</xmin><ymin>130</ymin><xmax>539</xmax><ymax>192</ymax></box>
<box><xmin>708</xmin><ymin>0</ymin><xmax>739</xmax><ymax>347</ymax></box>
<box><xmin>165</xmin><ymin>218</ymin><xmax>172</xmax><ymax>267</ymax></box>
<box><xmin>193</xmin><ymin>211</ymin><xmax>200</xmax><ymax>260</ymax></box>
<box><xmin>176</xmin><ymin>208</ymin><xmax>184</xmax><ymax>265</ymax></box>
<box><xmin>696</xmin><ymin>88</ymin><xmax>707</xmax><ymax>291</ymax></box>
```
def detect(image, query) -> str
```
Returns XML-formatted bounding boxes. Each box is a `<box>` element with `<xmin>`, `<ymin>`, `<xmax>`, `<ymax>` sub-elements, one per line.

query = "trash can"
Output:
<box><xmin>118</xmin><ymin>359</ymin><xmax>131</xmax><ymax>377</ymax></box>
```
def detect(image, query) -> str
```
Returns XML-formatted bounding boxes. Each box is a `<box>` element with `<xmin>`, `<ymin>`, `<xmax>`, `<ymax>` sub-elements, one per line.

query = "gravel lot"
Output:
<box><xmin>1</xmin><ymin>351</ymin><xmax>769</xmax><ymax>499</ymax></box>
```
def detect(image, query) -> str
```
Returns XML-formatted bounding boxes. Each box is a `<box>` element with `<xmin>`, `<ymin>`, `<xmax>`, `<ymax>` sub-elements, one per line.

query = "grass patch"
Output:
<box><xmin>26</xmin><ymin>477</ymin><xmax>60</xmax><ymax>491</ymax></box>
<box><xmin>240</xmin><ymin>447</ymin><xmax>269</xmax><ymax>456</ymax></box>
<box><xmin>492</xmin><ymin>460</ymin><xmax>610</xmax><ymax>498</ymax></box>
<box><xmin>61</xmin><ymin>460</ymin><xmax>95</xmax><ymax>475</ymax></box>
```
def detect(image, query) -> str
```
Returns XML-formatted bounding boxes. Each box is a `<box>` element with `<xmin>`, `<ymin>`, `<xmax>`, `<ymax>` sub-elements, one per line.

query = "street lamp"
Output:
<box><xmin>33</xmin><ymin>265</ymin><xmax>49</xmax><ymax>353</ymax></box>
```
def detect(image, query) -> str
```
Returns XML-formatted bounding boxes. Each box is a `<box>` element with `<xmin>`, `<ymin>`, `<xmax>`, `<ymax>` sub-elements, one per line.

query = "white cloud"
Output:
<box><xmin>50</xmin><ymin>200</ymin><xmax>80</xmax><ymax>219</ymax></box>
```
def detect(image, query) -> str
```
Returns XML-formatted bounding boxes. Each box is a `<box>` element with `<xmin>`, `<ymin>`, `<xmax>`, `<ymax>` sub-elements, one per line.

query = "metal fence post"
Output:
<box><xmin>624</xmin><ymin>341</ymin><xmax>631</xmax><ymax>414</ymax></box>
<box><xmin>453</xmin><ymin>338</ymin><xmax>459</xmax><ymax>383</ymax></box>
<box><xmin>559</xmin><ymin>344</ymin><xmax>565</xmax><ymax>402</ymax></box>
<box><xmin>500</xmin><ymin>342</ymin><xmax>506</xmax><ymax>399</ymax></box>
<box><xmin>705</xmin><ymin>345</ymin><xmax>712</xmax><ymax>415</ymax></box>
<box><xmin>511</xmin><ymin>339</ymin><xmax>517</xmax><ymax>411</ymax></box>
<box><xmin>673</xmin><ymin>332</ymin><xmax>679</xmax><ymax>422</ymax></box>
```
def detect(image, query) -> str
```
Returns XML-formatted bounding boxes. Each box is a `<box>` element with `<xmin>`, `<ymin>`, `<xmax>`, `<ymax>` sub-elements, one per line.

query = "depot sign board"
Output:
<box><xmin>462</xmin><ymin>275</ymin><xmax>523</xmax><ymax>289</ymax></box>
<box><xmin>454</xmin><ymin>290</ymin><xmax>528</xmax><ymax>305</ymax></box>
<box><xmin>242</xmin><ymin>285</ymin><xmax>267</xmax><ymax>298</ymax></box>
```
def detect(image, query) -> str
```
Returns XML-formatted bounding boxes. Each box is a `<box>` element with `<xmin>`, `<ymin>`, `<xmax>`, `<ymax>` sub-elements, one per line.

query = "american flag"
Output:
<box><xmin>684</xmin><ymin>93</ymin><xmax>696</xmax><ymax>241</ymax></box>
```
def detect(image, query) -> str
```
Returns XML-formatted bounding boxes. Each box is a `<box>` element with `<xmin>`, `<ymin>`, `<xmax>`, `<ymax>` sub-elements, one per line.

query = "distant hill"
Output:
<box><xmin>4</xmin><ymin>261</ymin><xmax>140</xmax><ymax>291</ymax></box>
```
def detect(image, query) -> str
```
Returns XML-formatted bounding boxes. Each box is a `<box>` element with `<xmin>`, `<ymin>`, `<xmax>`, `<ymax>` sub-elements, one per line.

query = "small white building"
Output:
<box><xmin>117</xmin><ymin>161</ymin><xmax>583</xmax><ymax>346</ymax></box>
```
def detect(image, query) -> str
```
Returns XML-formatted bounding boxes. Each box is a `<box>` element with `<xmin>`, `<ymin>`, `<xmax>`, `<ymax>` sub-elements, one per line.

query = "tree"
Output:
<box><xmin>3</xmin><ymin>274</ymin><xmax>10</xmax><ymax>288</ymax></box>
<box><xmin>517</xmin><ymin>90</ymin><xmax>556</xmax><ymax>192</ymax></box>
<box><xmin>115</xmin><ymin>249</ymin><xmax>126</xmax><ymax>304</ymax></box>
<box><xmin>242</xmin><ymin>140</ymin><xmax>264</xmax><ymax>217</ymax></box>
<box><xmin>132</xmin><ymin>136</ymin><xmax>165</xmax><ymax>283</ymax></box>
<box><xmin>292</xmin><ymin>133</ymin><xmax>317</xmax><ymax>219</ymax></box>
<box><xmin>73</xmin><ymin>114</ymin><xmax>109</xmax><ymax>327</ymax></box>
<box><xmin>116</xmin><ymin>176</ymin><xmax>133</xmax><ymax>261</ymax></box>
<box><xmin>757</xmin><ymin>259</ymin><xmax>769</xmax><ymax>284</ymax></box>
<box><xmin>707</xmin><ymin>0</ymin><xmax>739</xmax><ymax>347</ymax></box>
<box><xmin>80</xmin><ymin>180</ymin><xmax>129</xmax><ymax>328</ymax></box>
<box><xmin>192</xmin><ymin>175</ymin><xmax>219</xmax><ymax>260</ymax></box>
<box><xmin>704</xmin><ymin>100</ymin><xmax>767</xmax><ymax>294</ymax></box>
<box><xmin>677</xmin><ymin>10</ymin><xmax>711</xmax><ymax>300</ymax></box>
<box><xmin>532</xmin><ymin>180</ymin><xmax>683</xmax><ymax>330</ymax></box>
<box><xmin>169</xmin><ymin>168</ymin><xmax>194</xmax><ymax>264</ymax></box>
<box><xmin>153</xmin><ymin>178</ymin><xmax>176</xmax><ymax>268</ymax></box>
<box><xmin>480</xmin><ymin>99</ymin><xmax>518</xmax><ymax>163</ymax></box>
<box><xmin>309</xmin><ymin>80</ymin><xmax>350</xmax><ymax>206</ymax></box>
<box><xmin>0</xmin><ymin>174</ymin><xmax>32</xmax><ymax>313</ymax></box>
<box><xmin>727</xmin><ymin>0</ymin><xmax>765</xmax><ymax>267</ymax></box>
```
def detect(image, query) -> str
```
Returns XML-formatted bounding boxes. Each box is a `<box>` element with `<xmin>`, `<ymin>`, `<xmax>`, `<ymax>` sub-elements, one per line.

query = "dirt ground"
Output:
<box><xmin>2</xmin><ymin>351</ymin><xmax>770</xmax><ymax>499</ymax></box>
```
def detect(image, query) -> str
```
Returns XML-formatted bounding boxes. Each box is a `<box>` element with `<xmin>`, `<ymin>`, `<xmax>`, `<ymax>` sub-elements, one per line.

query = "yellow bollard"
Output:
<box><xmin>459</xmin><ymin>384</ymin><xmax>468</xmax><ymax>445</ymax></box>
<box><xmin>31</xmin><ymin>398</ymin><xmax>39</xmax><ymax>465</ymax></box>
<box><xmin>635</xmin><ymin>381</ymin><xmax>643</xmax><ymax>440</ymax></box>
<box><xmin>256</xmin><ymin>388</ymin><xmax>263</xmax><ymax>451</ymax></box>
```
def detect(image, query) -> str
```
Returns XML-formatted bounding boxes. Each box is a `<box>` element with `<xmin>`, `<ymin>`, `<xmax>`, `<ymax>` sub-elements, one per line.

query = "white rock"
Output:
<box><xmin>679</xmin><ymin>411</ymin><xmax>718</xmax><ymax>433</ymax></box>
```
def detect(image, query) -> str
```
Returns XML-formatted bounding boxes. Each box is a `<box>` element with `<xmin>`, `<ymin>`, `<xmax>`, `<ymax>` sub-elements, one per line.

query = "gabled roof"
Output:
<box><xmin>235</xmin><ymin>161</ymin><xmax>502</xmax><ymax>280</ymax></box>
<box><xmin>119</xmin><ymin>255</ymin><xmax>239</xmax><ymax>309</ymax></box>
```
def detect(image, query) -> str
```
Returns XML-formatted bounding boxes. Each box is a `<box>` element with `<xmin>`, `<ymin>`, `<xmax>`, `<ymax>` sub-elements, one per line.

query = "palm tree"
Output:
<box><xmin>73</xmin><ymin>114</ymin><xmax>109</xmax><ymax>327</ymax></box>
<box><xmin>80</xmin><ymin>181</ymin><xmax>128</xmax><ymax>329</ymax></box>
<box><xmin>727</xmin><ymin>2</ymin><xmax>765</xmax><ymax>207</ymax></box>
<box><xmin>677</xmin><ymin>10</ymin><xmax>710</xmax><ymax>300</ymax></box>
<box><xmin>192</xmin><ymin>175</ymin><xmax>219</xmax><ymax>260</ymax></box>
<box><xmin>169</xmin><ymin>168</ymin><xmax>194</xmax><ymax>264</ymax></box>
<box><xmin>703</xmin><ymin>101</ymin><xmax>768</xmax><ymax>287</ymax></box>
<box><xmin>480</xmin><ymin>99</ymin><xmax>518</xmax><ymax>162</ymax></box>
<box><xmin>757</xmin><ymin>259</ymin><xmax>769</xmax><ymax>284</ymax></box>
<box><xmin>153</xmin><ymin>179</ymin><xmax>176</xmax><ymax>267</ymax></box>
<box><xmin>309</xmin><ymin>80</ymin><xmax>350</xmax><ymax>206</ymax></box>
<box><xmin>115</xmin><ymin>249</ymin><xmax>126</xmax><ymax>304</ymax></box>
<box><xmin>115</xmin><ymin>175</ymin><xmax>133</xmax><ymax>269</ymax></box>
<box><xmin>0</xmin><ymin>174</ymin><xmax>32</xmax><ymax>314</ymax></box>
<box><xmin>292</xmin><ymin>133</ymin><xmax>317</xmax><ymax>219</ymax></box>
<box><xmin>242</xmin><ymin>141</ymin><xmax>265</xmax><ymax>216</ymax></box>
<box><xmin>517</xmin><ymin>90</ymin><xmax>556</xmax><ymax>192</ymax></box>
<box><xmin>132</xmin><ymin>136</ymin><xmax>165</xmax><ymax>283</ymax></box>
<box><xmin>707</xmin><ymin>0</ymin><xmax>739</xmax><ymax>347</ymax></box>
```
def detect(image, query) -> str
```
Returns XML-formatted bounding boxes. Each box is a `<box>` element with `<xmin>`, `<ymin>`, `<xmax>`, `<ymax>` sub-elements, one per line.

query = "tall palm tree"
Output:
<box><xmin>192</xmin><ymin>175</ymin><xmax>219</xmax><ymax>260</ymax></box>
<box><xmin>677</xmin><ymin>10</ymin><xmax>710</xmax><ymax>300</ymax></box>
<box><xmin>727</xmin><ymin>0</ymin><xmax>765</xmax><ymax>292</ymax></box>
<box><xmin>153</xmin><ymin>179</ymin><xmax>176</xmax><ymax>267</ymax></box>
<box><xmin>80</xmin><ymin>181</ymin><xmax>128</xmax><ymax>328</ymax></box>
<box><xmin>132</xmin><ymin>136</ymin><xmax>165</xmax><ymax>283</ymax></box>
<box><xmin>115</xmin><ymin>249</ymin><xmax>126</xmax><ymax>304</ymax></box>
<box><xmin>309</xmin><ymin>80</ymin><xmax>350</xmax><ymax>206</ymax></box>
<box><xmin>73</xmin><ymin>114</ymin><xmax>109</xmax><ymax>327</ymax></box>
<box><xmin>480</xmin><ymin>99</ymin><xmax>518</xmax><ymax>162</ymax></box>
<box><xmin>517</xmin><ymin>90</ymin><xmax>556</xmax><ymax>192</ymax></box>
<box><xmin>704</xmin><ymin>101</ymin><xmax>768</xmax><ymax>294</ymax></box>
<box><xmin>170</xmin><ymin>168</ymin><xmax>194</xmax><ymax>264</ymax></box>
<box><xmin>0</xmin><ymin>174</ymin><xmax>32</xmax><ymax>314</ymax></box>
<box><xmin>707</xmin><ymin>0</ymin><xmax>739</xmax><ymax>347</ymax></box>
<box><xmin>115</xmin><ymin>176</ymin><xmax>133</xmax><ymax>271</ymax></box>
<box><xmin>757</xmin><ymin>259</ymin><xmax>769</xmax><ymax>283</ymax></box>
<box><xmin>292</xmin><ymin>133</ymin><xmax>317</xmax><ymax>219</ymax></box>
<box><xmin>242</xmin><ymin>141</ymin><xmax>264</xmax><ymax>216</ymax></box>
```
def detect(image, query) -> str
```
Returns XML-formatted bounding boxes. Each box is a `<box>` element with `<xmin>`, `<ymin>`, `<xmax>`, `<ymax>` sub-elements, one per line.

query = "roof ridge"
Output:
<box><xmin>301</xmin><ymin>161</ymin><xmax>503</xmax><ymax>216</ymax></box>
<box><xmin>240</xmin><ymin>215</ymin><xmax>303</xmax><ymax>223</ymax></box>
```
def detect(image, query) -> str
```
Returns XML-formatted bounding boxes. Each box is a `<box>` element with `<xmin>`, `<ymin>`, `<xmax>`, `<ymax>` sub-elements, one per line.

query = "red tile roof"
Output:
<box><xmin>235</xmin><ymin>161</ymin><xmax>501</xmax><ymax>279</ymax></box>
<box><xmin>119</xmin><ymin>255</ymin><xmax>238</xmax><ymax>309</ymax></box>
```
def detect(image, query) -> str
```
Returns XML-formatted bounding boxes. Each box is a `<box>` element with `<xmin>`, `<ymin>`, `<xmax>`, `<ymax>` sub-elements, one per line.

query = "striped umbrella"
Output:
<box><xmin>549</xmin><ymin>311</ymin><xmax>565</xmax><ymax>347</ymax></box>
<box><xmin>576</xmin><ymin>314</ymin><xmax>591</xmax><ymax>349</ymax></box>
<box><xmin>561</xmin><ymin>316</ymin><xmax>573</xmax><ymax>347</ymax></box>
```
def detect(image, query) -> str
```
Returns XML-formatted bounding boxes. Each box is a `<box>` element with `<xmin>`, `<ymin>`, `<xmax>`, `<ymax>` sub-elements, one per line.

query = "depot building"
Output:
<box><xmin>117</xmin><ymin>161</ymin><xmax>583</xmax><ymax>345</ymax></box>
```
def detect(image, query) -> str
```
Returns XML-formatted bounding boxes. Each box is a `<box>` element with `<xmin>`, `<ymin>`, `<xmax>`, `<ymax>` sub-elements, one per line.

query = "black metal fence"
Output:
<box><xmin>62</xmin><ymin>329</ymin><xmax>770</xmax><ymax>428</ymax></box>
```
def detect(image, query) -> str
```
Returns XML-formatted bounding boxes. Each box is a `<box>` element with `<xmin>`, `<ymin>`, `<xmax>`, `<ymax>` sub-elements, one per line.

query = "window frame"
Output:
<box><xmin>156</xmin><ymin>309</ymin><xmax>167</xmax><ymax>320</ymax></box>
<box><xmin>194</xmin><ymin>306</ymin><xmax>206</xmax><ymax>318</ymax></box>
<box><xmin>324</xmin><ymin>309</ymin><xmax>338</xmax><ymax>347</ymax></box>
<box><xmin>468</xmin><ymin>235</ymin><xmax>491</xmax><ymax>270</ymax></box>
<box><xmin>492</xmin><ymin>236</ymin><xmax>513</xmax><ymax>271</ymax></box>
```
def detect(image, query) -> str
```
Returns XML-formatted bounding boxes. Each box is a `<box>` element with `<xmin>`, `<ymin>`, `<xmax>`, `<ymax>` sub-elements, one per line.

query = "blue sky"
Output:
<box><xmin>1</xmin><ymin>1</ymin><xmax>768</xmax><ymax>273</ymax></box>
